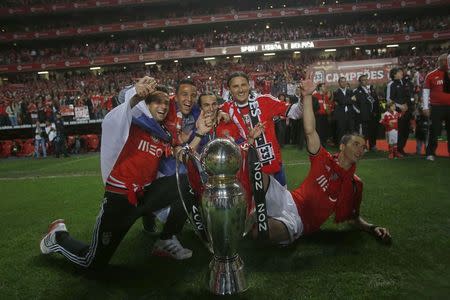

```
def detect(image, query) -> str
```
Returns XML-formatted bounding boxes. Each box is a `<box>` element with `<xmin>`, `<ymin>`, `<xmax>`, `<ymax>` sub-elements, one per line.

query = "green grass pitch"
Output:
<box><xmin>0</xmin><ymin>146</ymin><xmax>449</xmax><ymax>299</ymax></box>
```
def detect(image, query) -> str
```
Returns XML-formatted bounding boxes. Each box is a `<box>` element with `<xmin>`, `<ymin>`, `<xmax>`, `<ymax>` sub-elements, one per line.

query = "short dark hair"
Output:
<box><xmin>358</xmin><ymin>74</ymin><xmax>368</xmax><ymax>82</ymax></box>
<box><xmin>389</xmin><ymin>67</ymin><xmax>403</xmax><ymax>80</ymax></box>
<box><xmin>176</xmin><ymin>78</ymin><xmax>196</xmax><ymax>94</ymax></box>
<box><xmin>227</xmin><ymin>71</ymin><xmax>249</xmax><ymax>87</ymax></box>
<box><xmin>197</xmin><ymin>92</ymin><xmax>217</xmax><ymax>107</ymax></box>
<box><xmin>144</xmin><ymin>85</ymin><xmax>169</xmax><ymax>104</ymax></box>
<box><xmin>340</xmin><ymin>133</ymin><xmax>365</xmax><ymax>146</ymax></box>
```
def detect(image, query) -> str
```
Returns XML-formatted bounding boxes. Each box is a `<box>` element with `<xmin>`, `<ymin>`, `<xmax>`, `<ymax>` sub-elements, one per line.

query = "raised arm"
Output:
<box><xmin>129</xmin><ymin>76</ymin><xmax>157</xmax><ymax>108</ymax></box>
<box><xmin>301</xmin><ymin>80</ymin><xmax>321</xmax><ymax>154</ymax></box>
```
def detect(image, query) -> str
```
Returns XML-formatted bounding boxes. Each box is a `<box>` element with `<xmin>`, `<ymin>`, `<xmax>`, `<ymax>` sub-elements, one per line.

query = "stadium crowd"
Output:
<box><xmin>0</xmin><ymin>51</ymin><xmax>442</xmax><ymax>129</ymax></box>
<box><xmin>1</xmin><ymin>15</ymin><xmax>447</xmax><ymax>65</ymax></box>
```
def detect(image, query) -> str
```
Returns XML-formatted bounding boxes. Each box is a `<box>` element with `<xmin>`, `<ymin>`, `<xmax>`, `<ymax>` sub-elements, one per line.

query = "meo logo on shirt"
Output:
<box><xmin>137</xmin><ymin>140</ymin><xmax>164</xmax><ymax>157</ymax></box>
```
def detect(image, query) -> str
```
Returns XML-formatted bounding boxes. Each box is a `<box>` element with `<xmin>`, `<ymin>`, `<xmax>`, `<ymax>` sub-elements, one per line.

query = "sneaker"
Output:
<box><xmin>151</xmin><ymin>235</ymin><xmax>192</xmax><ymax>260</ymax></box>
<box><xmin>40</xmin><ymin>219</ymin><xmax>67</xmax><ymax>254</ymax></box>
<box><xmin>426</xmin><ymin>155</ymin><xmax>435</xmax><ymax>161</ymax></box>
<box><xmin>388</xmin><ymin>152</ymin><xmax>394</xmax><ymax>159</ymax></box>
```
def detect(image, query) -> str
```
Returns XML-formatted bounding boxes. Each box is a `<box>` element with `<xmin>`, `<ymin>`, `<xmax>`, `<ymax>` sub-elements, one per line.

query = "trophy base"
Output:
<box><xmin>208</xmin><ymin>254</ymin><xmax>247</xmax><ymax>295</ymax></box>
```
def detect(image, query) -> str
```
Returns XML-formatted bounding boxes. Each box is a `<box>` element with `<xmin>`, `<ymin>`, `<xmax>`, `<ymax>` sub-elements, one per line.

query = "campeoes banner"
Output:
<box><xmin>308</xmin><ymin>58</ymin><xmax>398</xmax><ymax>85</ymax></box>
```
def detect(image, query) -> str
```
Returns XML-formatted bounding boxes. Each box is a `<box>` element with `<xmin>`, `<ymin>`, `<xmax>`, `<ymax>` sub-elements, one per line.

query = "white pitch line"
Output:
<box><xmin>0</xmin><ymin>173</ymin><xmax>99</xmax><ymax>181</ymax></box>
<box><xmin>36</xmin><ymin>155</ymin><xmax>98</xmax><ymax>171</ymax></box>
<box><xmin>284</xmin><ymin>156</ymin><xmax>419</xmax><ymax>166</ymax></box>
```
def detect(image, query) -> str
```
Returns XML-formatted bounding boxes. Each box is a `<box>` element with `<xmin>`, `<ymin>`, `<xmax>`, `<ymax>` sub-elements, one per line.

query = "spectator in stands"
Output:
<box><xmin>6</xmin><ymin>101</ymin><xmax>18</xmax><ymax>126</ymax></box>
<box><xmin>45</xmin><ymin>120</ymin><xmax>56</xmax><ymax>154</ymax></box>
<box><xmin>0</xmin><ymin>100</ymin><xmax>8</xmax><ymax>126</ymax></box>
<box><xmin>34</xmin><ymin>120</ymin><xmax>47</xmax><ymax>158</ymax></box>
<box><xmin>28</xmin><ymin>101</ymin><xmax>38</xmax><ymax>124</ymax></box>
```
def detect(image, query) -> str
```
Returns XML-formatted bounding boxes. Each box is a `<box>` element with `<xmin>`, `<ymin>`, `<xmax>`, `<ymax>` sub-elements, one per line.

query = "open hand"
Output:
<box><xmin>248</xmin><ymin>122</ymin><xmax>266</xmax><ymax>144</ymax></box>
<box><xmin>299</xmin><ymin>79</ymin><xmax>315</xmax><ymax>97</ymax></box>
<box><xmin>135</xmin><ymin>76</ymin><xmax>157</xmax><ymax>98</ymax></box>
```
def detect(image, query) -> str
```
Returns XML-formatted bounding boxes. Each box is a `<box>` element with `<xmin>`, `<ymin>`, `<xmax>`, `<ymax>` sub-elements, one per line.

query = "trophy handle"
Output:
<box><xmin>175</xmin><ymin>147</ymin><xmax>213</xmax><ymax>253</ymax></box>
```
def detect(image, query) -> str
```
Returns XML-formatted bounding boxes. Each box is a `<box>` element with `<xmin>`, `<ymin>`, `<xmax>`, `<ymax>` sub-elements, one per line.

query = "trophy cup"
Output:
<box><xmin>176</xmin><ymin>138</ymin><xmax>248</xmax><ymax>295</ymax></box>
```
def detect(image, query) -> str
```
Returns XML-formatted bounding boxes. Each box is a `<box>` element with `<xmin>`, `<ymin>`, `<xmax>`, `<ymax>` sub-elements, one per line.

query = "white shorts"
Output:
<box><xmin>266</xmin><ymin>176</ymin><xmax>303</xmax><ymax>244</ymax></box>
<box><xmin>387</xmin><ymin>129</ymin><xmax>398</xmax><ymax>145</ymax></box>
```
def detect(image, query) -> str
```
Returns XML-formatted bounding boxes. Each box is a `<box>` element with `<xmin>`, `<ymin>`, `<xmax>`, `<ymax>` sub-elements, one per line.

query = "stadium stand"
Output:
<box><xmin>0</xmin><ymin>0</ymin><xmax>448</xmax><ymax>158</ymax></box>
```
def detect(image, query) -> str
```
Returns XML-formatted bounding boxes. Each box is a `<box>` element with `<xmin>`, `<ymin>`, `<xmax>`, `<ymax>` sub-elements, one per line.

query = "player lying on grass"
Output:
<box><xmin>248</xmin><ymin>79</ymin><xmax>392</xmax><ymax>245</ymax></box>
<box><xmin>39</xmin><ymin>77</ymin><xmax>196</xmax><ymax>269</ymax></box>
<box><xmin>182</xmin><ymin>89</ymin><xmax>390</xmax><ymax>246</ymax></box>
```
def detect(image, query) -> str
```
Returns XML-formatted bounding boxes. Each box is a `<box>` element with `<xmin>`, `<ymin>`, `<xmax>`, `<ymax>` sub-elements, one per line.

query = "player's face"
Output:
<box><xmin>147</xmin><ymin>94</ymin><xmax>170</xmax><ymax>123</ymax></box>
<box><xmin>176</xmin><ymin>84</ymin><xmax>197</xmax><ymax>115</ymax></box>
<box><xmin>229</xmin><ymin>76</ymin><xmax>250</xmax><ymax>104</ymax></box>
<box><xmin>341</xmin><ymin>136</ymin><xmax>366</xmax><ymax>164</ymax></box>
<box><xmin>338</xmin><ymin>78</ymin><xmax>347</xmax><ymax>89</ymax></box>
<box><xmin>200</xmin><ymin>95</ymin><xmax>219</xmax><ymax>121</ymax></box>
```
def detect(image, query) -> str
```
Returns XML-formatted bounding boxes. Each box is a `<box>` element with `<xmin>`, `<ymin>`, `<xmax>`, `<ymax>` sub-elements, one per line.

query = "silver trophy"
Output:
<box><xmin>176</xmin><ymin>138</ymin><xmax>248</xmax><ymax>295</ymax></box>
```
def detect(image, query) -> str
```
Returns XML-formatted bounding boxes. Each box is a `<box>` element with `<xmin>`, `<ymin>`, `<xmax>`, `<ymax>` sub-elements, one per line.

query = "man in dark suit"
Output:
<box><xmin>387</xmin><ymin>67</ymin><xmax>413</xmax><ymax>156</ymax></box>
<box><xmin>333</xmin><ymin>77</ymin><xmax>356</xmax><ymax>143</ymax></box>
<box><xmin>354</xmin><ymin>75</ymin><xmax>380</xmax><ymax>151</ymax></box>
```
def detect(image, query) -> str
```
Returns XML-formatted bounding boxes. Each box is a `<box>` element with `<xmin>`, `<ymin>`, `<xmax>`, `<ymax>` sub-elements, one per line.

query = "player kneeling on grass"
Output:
<box><xmin>249</xmin><ymin>80</ymin><xmax>392</xmax><ymax>245</ymax></box>
<box><xmin>40</xmin><ymin>77</ymin><xmax>196</xmax><ymax>269</ymax></box>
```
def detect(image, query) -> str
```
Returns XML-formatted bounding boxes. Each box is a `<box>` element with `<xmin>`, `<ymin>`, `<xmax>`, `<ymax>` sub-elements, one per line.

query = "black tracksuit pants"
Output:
<box><xmin>53</xmin><ymin>175</ymin><xmax>194</xmax><ymax>269</ymax></box>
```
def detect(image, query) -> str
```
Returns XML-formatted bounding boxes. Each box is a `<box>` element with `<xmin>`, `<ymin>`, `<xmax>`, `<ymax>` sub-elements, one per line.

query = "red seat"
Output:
<box><xmin>85</xmin><ymin>134</ymin><xmax>99</xmax><ymax>151</ymax></box>
<box><xmin>14</xmin><ymin>139</ymin><xmax>26</xmax><ymax>157</ymax></box>
<box><xmin>0</xmin><ymin>140</ymin><xmax>13</xmax><ymax>158</ymax></box>
<box><xmin>21</xmin><ymin>139</ymin><xmax>35</xmax><ymax>157</ymax></box>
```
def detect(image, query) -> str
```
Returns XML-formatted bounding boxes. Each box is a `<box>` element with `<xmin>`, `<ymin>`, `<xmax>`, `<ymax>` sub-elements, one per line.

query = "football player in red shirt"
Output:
<box><xmin>423</xmin><ymin>54</ymin><xmax>450</xmax><ymax>161</ymax></box>
<box><xmin>221</xmin><ymin>71</ymin><xmax>291</xmax><ymax>186</ymax></box>
<box><xmin>250</xmin><ymin>80</ymin><xmax>391</xmax><ymax>245</ymax></box>
<box><xmin>40</xmin><ymin>77</ymin><xmax>195</xmax><ymax>269</ymax></box>
<box><xmin>184</xmin><ymin>92</ymin><xmax>264</xmax><ymax>216</ymax></box>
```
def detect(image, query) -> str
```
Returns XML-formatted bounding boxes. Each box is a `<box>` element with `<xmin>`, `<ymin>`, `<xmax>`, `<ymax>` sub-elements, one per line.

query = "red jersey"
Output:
<box><xmin>106</xmin><ymin>124</ymin><xmax>170</xmax><ymax>204</ymax></box>
<box><xmin>221</xmin><ymin>95</ymin><xmax>290</xmax><ymax>174</ymax></box>
<box><xmin>424</xmin><ymin>68</ymin><xmax>450</xmax><ymax>106</ymax></box>
<box><xmin>380</xmin><ymin>111</ymin><xmax>400</xmax><ymax>131</ymax></box>
<box><xmin>290</xmin><ymin>147</ymin><xmax>362</xmax><ymax>235</ymax></box>
<box><xmin>312</xmin><ymin>91</ymin><xmax>331</xmax><ymax>115</ymax></box>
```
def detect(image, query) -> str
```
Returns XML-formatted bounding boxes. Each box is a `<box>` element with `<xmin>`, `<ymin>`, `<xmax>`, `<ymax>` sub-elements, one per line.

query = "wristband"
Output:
<box><xmin>195</xmin><ymin>132</ymin><xmax>205</xmax><ymax>138</ymax></box>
